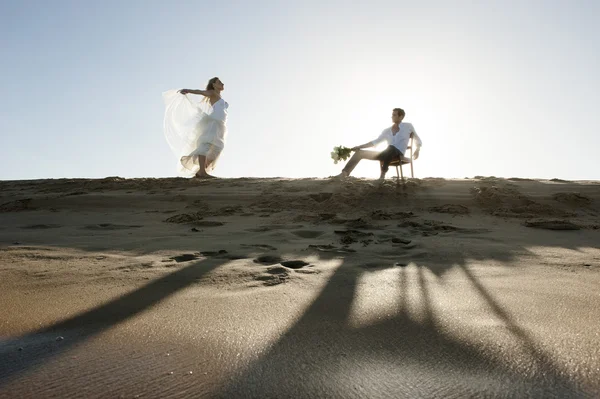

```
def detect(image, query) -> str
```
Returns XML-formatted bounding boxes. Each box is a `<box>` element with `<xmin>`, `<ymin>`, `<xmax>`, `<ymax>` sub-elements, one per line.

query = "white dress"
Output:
<box><xmin>162</xmin><ymin>89</ymin><xmax>228</xmax><ymax>176</ymax></box>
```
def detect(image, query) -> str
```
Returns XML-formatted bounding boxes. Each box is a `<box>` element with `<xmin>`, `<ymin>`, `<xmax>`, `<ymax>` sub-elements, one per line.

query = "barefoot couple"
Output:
<box><xmin>163</xmin><ymin>78</ymin><xmax>422</xmax><ymax>180</ymax></box>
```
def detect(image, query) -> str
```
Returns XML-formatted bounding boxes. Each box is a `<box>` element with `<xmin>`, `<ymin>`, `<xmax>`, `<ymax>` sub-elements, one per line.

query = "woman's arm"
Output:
<box><xmin>179</xmin><ymin>89</ymin><xmax>215</xmax><ymax>96</ymax></box>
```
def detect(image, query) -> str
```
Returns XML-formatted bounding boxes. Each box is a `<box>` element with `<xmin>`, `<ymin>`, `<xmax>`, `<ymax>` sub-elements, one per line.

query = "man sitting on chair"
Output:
<box><xmin>336</xmin><ymin>108</ymin><xmax>422</xmax><ymax>180</ymax></box>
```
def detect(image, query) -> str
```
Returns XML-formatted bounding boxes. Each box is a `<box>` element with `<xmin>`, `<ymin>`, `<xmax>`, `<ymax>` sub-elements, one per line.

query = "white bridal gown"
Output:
<box><xmin>162</xmin><ymin>89</ymin><xmax>228</xmax><ymax>176</ymax></box>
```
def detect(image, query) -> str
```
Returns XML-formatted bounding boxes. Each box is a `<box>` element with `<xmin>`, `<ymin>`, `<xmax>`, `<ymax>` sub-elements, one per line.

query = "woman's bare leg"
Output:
<box><xmin>194</xmin><ymin>155</ymin><xmax>208</xmax><ymax>178</ymax></box>
<box><xmin>194</xmin><ymin>155</ymin><xmax>216</xmax><ymax>179</ymax></box>
<box><xmin>194</xmin><ymin>155</ymin><xmax>205</xmax><ymax>176</ymax></box>
<box><xmin>202</xmin><ymin>159</ymin><xmax>216</xmax><ymax>179</ymax></box>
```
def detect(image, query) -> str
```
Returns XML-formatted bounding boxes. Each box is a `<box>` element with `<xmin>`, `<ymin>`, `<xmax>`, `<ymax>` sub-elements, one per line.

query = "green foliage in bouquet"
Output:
<box><xmin>331</xmin><ymin>146</ymin><xmax>354</xmax><ymax>164</ymax></box>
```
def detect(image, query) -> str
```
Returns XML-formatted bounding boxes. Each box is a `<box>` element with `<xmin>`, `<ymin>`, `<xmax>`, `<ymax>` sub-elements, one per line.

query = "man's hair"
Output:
<box><xmin>393</xmin><ymin>108</ymin><xmax>405</xmax><ymax>117</ymax></box>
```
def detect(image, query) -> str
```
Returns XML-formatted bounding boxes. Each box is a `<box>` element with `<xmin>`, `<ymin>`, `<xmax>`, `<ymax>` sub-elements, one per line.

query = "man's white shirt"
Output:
<box><xmin>371</xmin><ymin>122</ymin><xmax>422</xmax><ymax>155</ymax></box>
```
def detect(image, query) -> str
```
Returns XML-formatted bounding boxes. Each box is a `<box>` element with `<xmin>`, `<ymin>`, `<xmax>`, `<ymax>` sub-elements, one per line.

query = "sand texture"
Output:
<box><xmin>1</xmin><ymin>176</ymin><xmax>600</xmax><ymax>398</ymax></box>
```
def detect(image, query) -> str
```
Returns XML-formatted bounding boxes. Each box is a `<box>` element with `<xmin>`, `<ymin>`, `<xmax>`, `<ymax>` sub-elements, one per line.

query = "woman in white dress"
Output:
<box><xmin>163</xmin><ymin>77</ymin><xmax>228</xmax><ymax>179</ymax></box>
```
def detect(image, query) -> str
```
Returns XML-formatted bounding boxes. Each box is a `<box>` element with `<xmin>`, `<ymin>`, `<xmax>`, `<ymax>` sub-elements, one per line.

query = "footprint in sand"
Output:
<box><xmin>266</xmin><ymin>266</ymin><xmax>289</xmax><ymax>275</ymax></box>
<box><xmin>319</xmin><ymin>213</ymin><xmax>337</xmax><ymax>220</ymax></box>
<box><xmin>192</xmin><ymin>221</ymin><xmax>224</xmax><ymax>227</ymax></box>
<box><xmin>293</xmin><ymin>214</ymin><xmax>335</xmax><ymax>224</ymax></box>
<box><xmin>335</xmin><ymin>229</ymin><xmax>374</xmax><ymax>245</ymax></box>
<box><xmin>280</xmin><ymin>260</ymin><xmax>310</xmax><ymax>269</ymax></box>
<box><xmin>294</xmin><ymin>269</ymin><xmax>320</xmax><ymax>274</ymax></box>
<box><xmin>309</xmin><ymin>193</ymin><xmax>333</xmax><ymax>203</ymax></box>
<box><xmin>118</xmin><ymin>263</ymin><xmax>154</xmax><ymax>272</ymax></box>
<box><xmin>524</xmin><ymin>219</ymin><xmax>581</xmax><ymax>231</ymax></box>
<box><xmin>255</xmin><ymin>266</ymin><xmax>290</xmax><ymax>286</ymax></box>
<box><xmin>340</xmin><ymin>235</ymin><xmax>357</xmax><ymax>245</ymax></box>
<box><xmin>223</xmin><ymin>254</ymin><xmax>250</xmax><ymax>260</ymax></box>
<box><xmin>254</xmin><ymin>255</ymin><xmax>283</xmax><ymax>265</ymax></box>
<box><xmin>308</xmin><ymin>244</ymin><xmax>357</xmax><ymax>253</ymax></box>
<box><xmin>428</xmin><ymin>204</ymin><xmax>470</xmax><ymax>215</ymax></box>
<box><xmin>308</xmin><ymin>244</ymin><xmax>336</xmax><ymax>250</ymax></box>
<box><xmin>176</xmin><ymin>250</ymin><xmax>246</xmax><ymax>260</ymax></box>
<box><xmin>169</xmin><ymin>254</ymin><xmax>200</xmax><ymax>263</ymax></box>
<box><xmin>247</xmin><ymin>227</ymin><xmax>271</xmax><ymax>232</ymax></box>
<box><xmin>334</xmin><ymin>229</ymin><xmax>374</xmax><ymax>237</ymax></box>
<box><xmin>84</xmin><ymin>224</ymin><xmax>143</xmax><ymax>230</ymax></box>
<box><xmin>63</xmin><ymin>191</ymin><xmax>87</xmax><ymax>197</ymax></box>
<box><xmin>241</xmin><ymin>244</ymin><xmax>278</xmax><ymax>251</ymax></box>
<box><xmin>213</xmin><ymin>206</ymin><xmax>243</xmax><ymax>216</ymax></box>
<box><xmin>291</xmin><ymin>230</ymin><xmax>325</xmax><ymax>239</ymax></box>
<box><xmin>21</xmin><ymin>224</ymin><xmax>62</xmax><ymax>229</ymax></box>
<box><xmin>344</xmin><ymin>218</ymin><xmax>383</xmax><ymax>230</ymax></box>
<box><xmin>398</xmin><ymin>220</ymin><xmax>486</xmax><ymax>236</ymax></box>
<box><xmin>164</xmin><ymin>212</ymin><xmax>204</xmax><ymax>223</ymax></box>
<box><xmin>200</xmin><ymin>250</ymin><xmax>228</xmax><ymax>257</ymax></box>
<box><xmin>359</xmin><ymin>262</ymin><xmax>391</xmax><ymax>270</ymax></box>
<box><xmin>246</xmin><ymin>224</ymin><xmax>304</xmax><ymax>233</ymax></box>
<box><xmin>371</xmin><ymin>210</ymin><xmax>415</xmax><ymax>220</ymax></box>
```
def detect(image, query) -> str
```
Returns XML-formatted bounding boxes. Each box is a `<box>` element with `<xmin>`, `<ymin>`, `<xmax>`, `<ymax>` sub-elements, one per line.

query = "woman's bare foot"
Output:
<box><xmin>194</xmin><ymin>172</ymin><xmax>217</xmax><ymax>179</ymax></box>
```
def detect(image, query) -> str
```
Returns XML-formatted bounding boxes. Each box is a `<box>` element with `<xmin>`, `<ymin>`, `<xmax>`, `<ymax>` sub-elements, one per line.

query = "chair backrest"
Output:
<box><xmin>407</xmin><ymin>132</ymin><xmax>414</xmax><ymax>159</ymax></box>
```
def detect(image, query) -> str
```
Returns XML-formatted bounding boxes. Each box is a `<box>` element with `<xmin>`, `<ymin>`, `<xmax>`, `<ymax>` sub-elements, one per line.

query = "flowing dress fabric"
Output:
<box><xmin>162</xmin><ymin>90</ymin><xmax>228</xmax><ymax>176</ymax></box>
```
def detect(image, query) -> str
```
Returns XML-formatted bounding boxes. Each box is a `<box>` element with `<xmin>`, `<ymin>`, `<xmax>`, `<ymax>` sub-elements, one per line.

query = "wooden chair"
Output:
<box><xmin>386</xmin><ymin>133</ymin><xmax>415</xmax><ymax>181</ymax></box>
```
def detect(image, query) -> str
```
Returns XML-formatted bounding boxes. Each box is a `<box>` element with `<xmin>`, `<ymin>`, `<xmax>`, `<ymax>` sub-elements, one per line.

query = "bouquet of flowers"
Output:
<box><xmin>331</xmin><ymin>146</ymin><xmax>354</xmax><ymax>164</ymax></box>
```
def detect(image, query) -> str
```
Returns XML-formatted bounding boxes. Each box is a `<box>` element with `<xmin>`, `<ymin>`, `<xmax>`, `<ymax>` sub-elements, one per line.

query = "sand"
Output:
<box><xmin>1</xmin><ymin>176</ymin><xmax>599</xmax><ymax>398</ymax></box>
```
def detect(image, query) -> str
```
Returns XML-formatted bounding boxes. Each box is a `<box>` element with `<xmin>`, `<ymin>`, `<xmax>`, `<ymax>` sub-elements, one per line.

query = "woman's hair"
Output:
<box><xmin>201</xmin><ymin>77</ymin><xmax>220</xmax><ymax>104</ymax></box>
<box><xmin>206</xmin><ymin>77</ymin><xmax>220</xmax><ymax>90</ymax></box>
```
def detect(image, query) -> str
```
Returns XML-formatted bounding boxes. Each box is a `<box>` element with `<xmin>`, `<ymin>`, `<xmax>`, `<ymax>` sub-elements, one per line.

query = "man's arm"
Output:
<box><xmin>412</xmin><ymin>127</ymin><xmax>423</xmax><ymax>159</ymax></box>
<box><xmin>351</xmin><ymin>142</ymin><xmax>375</xmax><ymax>151</ymax></box>
<box><xmin>352</xmin><ymin>131</ymin><xmax>386</xmax><ymax>151</ymax></box>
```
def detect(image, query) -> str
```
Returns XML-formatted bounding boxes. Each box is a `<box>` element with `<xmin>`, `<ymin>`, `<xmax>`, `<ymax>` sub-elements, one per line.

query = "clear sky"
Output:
<box><xmin>1</xmin><ymin>0</ymin><xmax>599</xmax><ymax>181</ymax></box>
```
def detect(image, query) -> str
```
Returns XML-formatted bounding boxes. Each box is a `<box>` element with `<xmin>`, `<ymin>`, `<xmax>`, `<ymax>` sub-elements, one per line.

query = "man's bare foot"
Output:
<box><xmin>332</xmin><ymin>171</ymin><xmax>349</xmax><ymax>179</ymax></box>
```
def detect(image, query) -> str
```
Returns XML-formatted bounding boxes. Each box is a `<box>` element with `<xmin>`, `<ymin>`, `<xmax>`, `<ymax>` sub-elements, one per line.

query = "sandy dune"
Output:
<box><xmin>1</xmin><ymin>176</ymin><xmax>599</xmax><ymax>398</ymax></box>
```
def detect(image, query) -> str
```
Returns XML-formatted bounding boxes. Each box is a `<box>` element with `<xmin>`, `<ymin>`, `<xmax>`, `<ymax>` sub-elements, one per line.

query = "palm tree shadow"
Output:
<box><xmin>217</xmin><ymin>257</ymin><xmax>587</xmax><ymax>398</ymax></box>
<box><xmin>455</xmin><ymin>263</ymin><xmax>578</xmax><ymax>392</ymax></box>
<box><xmin>1</xmin><ymin>187</ymin><xmax>597</xmax><ymax>396</ymax></box>
<box><xmin>0</xmin><ymin>257</ymin><xmax>227</xmax><ymax>387</ymax></box>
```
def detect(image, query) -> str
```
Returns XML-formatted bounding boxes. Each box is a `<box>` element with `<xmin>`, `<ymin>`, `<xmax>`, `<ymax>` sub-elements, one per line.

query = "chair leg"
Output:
<box><xmin>410</xmin><ymin>161</ymin><xmax>414</xmax><ymax>178</ymax></box>
<box><xmin>395</xmin><ymin>166</ymin><xmax>399</xmax><ymax>181</ymax></box>
<box><xmin>400</xmin><ymin>164</ymin><xmax>404</xmax><ymax>181</ymax></box>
